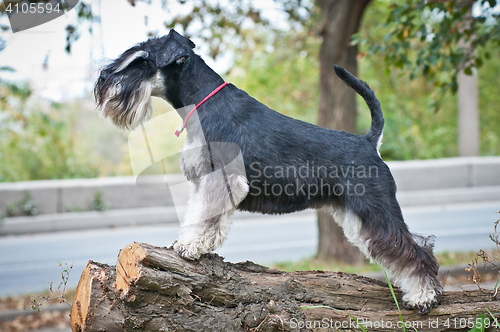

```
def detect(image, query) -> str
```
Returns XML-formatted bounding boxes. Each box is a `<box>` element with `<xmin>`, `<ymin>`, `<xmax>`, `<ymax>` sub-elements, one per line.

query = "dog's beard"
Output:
<box><xmin>96</xmin><ymin>76</ymin><xmax>154</xmax><ymax>130</ymax></box>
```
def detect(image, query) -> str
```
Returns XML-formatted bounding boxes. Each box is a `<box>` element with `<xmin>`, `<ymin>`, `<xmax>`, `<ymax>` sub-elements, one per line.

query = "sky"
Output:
<box><xmin>0</xmin><ymin>0</ymin><xmax>253</xmax><ymax>101</ymax></box>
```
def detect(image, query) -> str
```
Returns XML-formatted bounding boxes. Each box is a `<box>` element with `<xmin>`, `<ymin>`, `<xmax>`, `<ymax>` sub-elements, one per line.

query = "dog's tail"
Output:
<box><xmin>333</xmin><ymin>65</ymin><xmax>384</xmax><ymax>148</ymax></box>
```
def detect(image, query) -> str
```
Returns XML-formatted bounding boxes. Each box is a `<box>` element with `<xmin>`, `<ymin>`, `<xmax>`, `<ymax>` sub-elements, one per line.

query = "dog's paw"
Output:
<box><xmin>403</xmin><ymin>289</ymin><xmax>442</xmax><ymax>315</ymax></box>
<box><xmin>403</xmin><ymin>299</ymin><xmax>439</xmax><ymax>315</ymax></box>
<box><xmin>167</xmin><ymin>240</ymin><xmax>177</xmax><ymax>250</ymax></box>
<box><xmin>173</xmin><ymin>241</ymin><xmax>202</xmax><ymax>260</ymax></box>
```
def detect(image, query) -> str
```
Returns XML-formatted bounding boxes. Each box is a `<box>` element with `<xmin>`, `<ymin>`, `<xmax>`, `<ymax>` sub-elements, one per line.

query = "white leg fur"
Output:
<box><xmin>174</xmin><ymin>173</ymin><xmax>249</xmax><ymax>260</ymax></box>
<box><xmin>329</xmin><ymin>207</ymin><xmax>372</xmax><ymax>260</ymax></box>
<box><xmin>326</xmin><ymin>206</ymin><xmax>441</xmax><ymax>311</ymax></box>
<box><xmin>396</xmin><ymin>273</ymin><xmax>438</xmax><ymax>308</ymax></box>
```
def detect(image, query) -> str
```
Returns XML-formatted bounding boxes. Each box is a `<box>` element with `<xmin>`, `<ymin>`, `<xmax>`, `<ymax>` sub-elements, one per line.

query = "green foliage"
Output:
<box><xmin>359</xmin><ymin>59</ymin><xmax>459</xmax><ymax>160</ymax></box>
<box><xmin>227</xmin><ymin>1</ymin><xmax>469</xmax><ymax>161</ymax></box>
<box><xmin>478</xmin><ymin>45</ymin><xmax>500</xmax><ymax>156</ymax></box>
<box><xmin>27</xmin><ymin>262</ymin><xmax>73</xmax><ymax>311</ymax></box>
<box><xmin>227</xmin><ymin>10</ymin><xmax>500</xmax><ymax>161</ymax></box>
<box><xmin>229</xmin><ymin>32</ymin><xmax>320</xmax><ymax>124</ymax></box>
<box><xmin>52</xmin><ymin>0</ymin><xmax>316</xmax><ymax>60</ymax></box>
<box><xmin>360</xmin><ymin>0</ymin><xmax>500</xmax><ymax>108</ymax></box>
<box><xmin>64</xmin><ymin>1</ymin><xmax>95</xmax><ymax>53</ymax></box>
<box><xmin>66</xmin><ymin>190</ymin><xmax>112</xmax><ymax>213</ymax></box>
<box><xmin>357</xmin><ymin>1</ymin><xmax>500</xmax><ymax>159</ymax></box>
<box><xmin>0</xmin><ymin>96</ymin><xmax>102</xmax><ymax>182</ymax></box>
<box><xmin>0</xmin><ymin>66</ymin><xmax>32</xmax><ymax>111</ymax></box>
<box><xmin>468</xmin><ymin>314</ymin><xmax>488</xmax><ymax>332</ymax></box>
<box><xmin>485</xmin><ymin>307</ymin><xmax>500</xmax><ymax>329</ymax></box>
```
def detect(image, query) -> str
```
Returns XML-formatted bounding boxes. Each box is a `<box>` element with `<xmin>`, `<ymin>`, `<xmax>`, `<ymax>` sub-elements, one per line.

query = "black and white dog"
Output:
<box><xmin>95</xmin><ymin>29</ymin><xmax>442</xmax><ymax>314</ymax></box>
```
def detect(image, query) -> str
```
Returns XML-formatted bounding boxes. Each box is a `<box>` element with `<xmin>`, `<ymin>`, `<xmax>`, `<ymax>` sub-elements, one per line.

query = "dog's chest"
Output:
<box><xmin>180</xmin><ymin>136</ymin><xmax>209</xmax><ymax>179</ymax></box>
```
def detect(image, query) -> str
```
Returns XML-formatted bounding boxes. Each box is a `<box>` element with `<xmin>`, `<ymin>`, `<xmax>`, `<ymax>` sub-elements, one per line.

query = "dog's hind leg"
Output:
<box><xmin>331</xmin><ymin>206</ymin><xmax>442</xmax><ymax>315</ymax></box>
<box><xmin>174</xmin><ymin>173</ymin><xmax>249</xmax><ymax>260</ymax></box>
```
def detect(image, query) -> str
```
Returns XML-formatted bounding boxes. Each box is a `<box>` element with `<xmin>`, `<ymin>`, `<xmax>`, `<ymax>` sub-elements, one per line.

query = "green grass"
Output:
<box><xmin>384</xmin><ymin>270</ymin><xmax>408</xmax><ymax>332</ymax></box>
<box><xmin>268</xmin><ymin>257</ymin><xmax>382</xmax><ymax>274</ymax></box>
<box><xmin>268</xmin><ymin>251</ymin><xmax>485</xmax><ymax>274</ymax></box>
<box><xmin>435</xmin><ymin>251</ymin><xmax>480</xmax><ymax>266</ymax></box>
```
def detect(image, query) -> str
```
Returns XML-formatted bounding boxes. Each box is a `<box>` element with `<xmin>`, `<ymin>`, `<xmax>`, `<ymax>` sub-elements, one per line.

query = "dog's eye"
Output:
<box><xmin>141</xmin><ymin>60</ymin><xmax>148</xmax><ymax>67</ymax></box>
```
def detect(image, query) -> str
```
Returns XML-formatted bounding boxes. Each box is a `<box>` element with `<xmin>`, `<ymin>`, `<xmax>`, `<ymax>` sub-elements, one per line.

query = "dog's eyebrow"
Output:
<box><xmin>114</xmin><ymin>50</ymin><xmax>149</xmax><ymax>73</ymax></box>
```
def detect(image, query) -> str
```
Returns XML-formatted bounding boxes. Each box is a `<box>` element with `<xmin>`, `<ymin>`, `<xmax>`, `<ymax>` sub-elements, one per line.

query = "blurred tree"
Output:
<box><xmin>0</xmin><ymin>96</ymin><xmax>102</xmax><ymax>181</ymax></box>
<box><xmin>362</xmin><ymin>0</ymin><xmax>500</xmax><ymax>156</ymax></box>
<box><xmin>365</xmin><ymin>0</ymin><xmax>500</xmax><ymax>98</ymax></box>
<box><xmin>0</xmin><ymin>33</ymin><xmax>103</xmax><ymax>182</ymax></box>
<box><xmin>358</xmin><ymin>1</ymin><xmax>459</xmax><ymax>161</ymax></box>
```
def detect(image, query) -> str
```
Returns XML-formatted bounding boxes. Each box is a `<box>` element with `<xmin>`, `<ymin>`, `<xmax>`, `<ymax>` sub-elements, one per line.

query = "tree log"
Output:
<box><xmin>71</xmin><ymin>242</ymin><xmax>499</xmax><ymax>332</ymax></box>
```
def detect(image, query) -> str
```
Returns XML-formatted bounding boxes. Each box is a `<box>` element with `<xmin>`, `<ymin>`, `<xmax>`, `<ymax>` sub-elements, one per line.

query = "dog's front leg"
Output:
<box><xmin>174</xmin><ymin>173</ymin><xmax>248</xmax><ymax>260</ymax></box>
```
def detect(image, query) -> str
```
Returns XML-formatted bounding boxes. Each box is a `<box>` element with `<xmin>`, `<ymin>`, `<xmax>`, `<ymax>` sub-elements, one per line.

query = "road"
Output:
<box><xmin>0</xmin><ymin>201</ymin><xmax>498</xmax><ymax>297</ymax></box>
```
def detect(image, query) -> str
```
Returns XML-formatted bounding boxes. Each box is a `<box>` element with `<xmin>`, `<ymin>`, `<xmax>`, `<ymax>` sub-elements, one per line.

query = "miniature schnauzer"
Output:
<box><xmin>94</xmin><ymin>29</ymin><xmax>442</xmax><ymax>314</ymax></box>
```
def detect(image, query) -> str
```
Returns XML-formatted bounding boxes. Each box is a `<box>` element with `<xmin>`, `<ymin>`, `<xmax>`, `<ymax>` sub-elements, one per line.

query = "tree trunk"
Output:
<box><xmin>316</xmin><ymin>210</ymin><xmax>366</xmax><ymax>264</ymax></box>
<box><xmin>458</xmin><ymin>68</ymin><xmax>480</xmax><ymax>156</ymax></box>
<box><xmin>315</xmin><ymin>0</ymin><xmax>371</xmax><ymax>262</ymax></box>
<box><xmin>457</xmin><ymin>5</ymin><xmax>480</xmax><ymax>157</ymax></box>
<box><xmin>71</xmin><ymin>242</ymin><xmax>500</xmax><ymax>332</ymax></box>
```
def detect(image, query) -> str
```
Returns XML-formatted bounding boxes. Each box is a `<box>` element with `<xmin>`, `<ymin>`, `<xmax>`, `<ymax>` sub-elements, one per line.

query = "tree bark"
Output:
<box><xmin>315</xmin><ymin>0</ymin><xmax>371</xmax><ymax>263</ymax></box>
<box><xmin>71</xmin><ymin>242</ymin><xmax>500</xmax><ymax>332</ymax></box>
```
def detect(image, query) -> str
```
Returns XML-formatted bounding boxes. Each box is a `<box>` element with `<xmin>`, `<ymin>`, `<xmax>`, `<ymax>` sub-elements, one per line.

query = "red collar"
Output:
<box><xmin>174</xmin><ymin>82</ymin><xmax>228</xmax><ymax>137</ymax></box>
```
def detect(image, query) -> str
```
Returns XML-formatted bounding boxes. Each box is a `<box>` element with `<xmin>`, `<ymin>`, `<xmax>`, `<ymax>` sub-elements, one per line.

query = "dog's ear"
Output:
<box><xmin>168</xmin><ymin>29</ymin><xmax>196</xmax><ymax>49</ymax></box>
<box><xmin>156</xmin><ymin>47</ymin><xmax>190</xmax><ymax>68</ymax></box>
<box><xmin>156</xmin><ymin>31</ymin><xmax>194</xmax><ymax>68</ymax></box>
<box><xmin>175</xmin><ymin>56</ymin><xmax>189</xmax><ymax>65</ymax></box>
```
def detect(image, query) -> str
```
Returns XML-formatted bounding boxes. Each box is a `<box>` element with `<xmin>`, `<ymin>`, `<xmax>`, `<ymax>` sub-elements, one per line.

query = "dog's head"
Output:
<box><xmin>94</xmin><ymin>29</ymin><xmax>195</xmax><ymax>129</ymax></box>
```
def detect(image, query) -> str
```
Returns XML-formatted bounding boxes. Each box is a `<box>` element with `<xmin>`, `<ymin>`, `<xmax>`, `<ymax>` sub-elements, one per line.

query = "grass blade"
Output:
<box><xmin>384</xmin><ymin>270</ymin><xmax>408</xmax><ymax>332</ymax></box>
<box><xmin>484</xmin><ymin>306</ymin><xmax>499</xmax><ymax>328</ymax></box>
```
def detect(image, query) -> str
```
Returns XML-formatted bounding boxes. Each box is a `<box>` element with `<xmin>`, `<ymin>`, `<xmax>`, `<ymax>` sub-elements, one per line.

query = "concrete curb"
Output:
<box><xmin>389</xmin><ymin>156</ymin><xmax>500</xmax><ymax>190</ymax></box>
<box><xmin>396</xmin><ymin>185</ymin><xmax>500</xmax><ymax>207</ymax></box>
<box><xmin>1</xmin><ymin>156</ymin><xmax>499</xmax><ymax>236</ymax></box>
<box><xmin>0</xmin><ymin>174</ymin><xmax>187</xmax><ymax>215</ymax></box>
<box><xmin>0</xmin><ymin>206</ymin><xmax>278</xmax><ymax>236</ymax></box>
<box><xmin>1</xmin><ymin>187</ymin><xmax>500</xmax><ymax>235</ymax></box>
<box><xmin>0</xmin><ymin>206</ymin><xmax>183</xmax><ymax>235</ymax></box>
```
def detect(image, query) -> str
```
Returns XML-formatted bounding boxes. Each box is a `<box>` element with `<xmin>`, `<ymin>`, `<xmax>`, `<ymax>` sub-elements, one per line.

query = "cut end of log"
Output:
<box><xmin>70</xmin><ymin>262</ymin><xmax>92</xmax><ymax>332</ymax></box>
<box><xmin>70</xmin><ymin>261</ymin><xmax>112</xmax><ymax>332</ymax></box>
<box><xmin>116</xmin><ymin>242</ymin><xmax>147</xmax><ymax>299</ymax></box>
